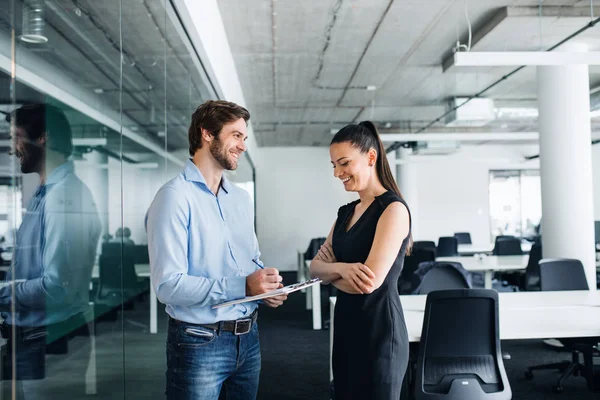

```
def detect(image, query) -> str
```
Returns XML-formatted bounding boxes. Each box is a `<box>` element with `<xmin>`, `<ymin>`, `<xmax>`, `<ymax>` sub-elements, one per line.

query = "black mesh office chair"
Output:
<box><xmin>437</xmin><ymin>237</ymin><xmax>459</xmax><ymax>257</ymax></box>
<box><xmin>304</xmin><ymin>237</ymin><xmax>326</xmax><ymax>261</ymax></box>
<box><xmin>399</xmin><ymin>248</ymin><xmax>436</xmax><ymax>294</ymax></box>
<box><xmin>414</xmin><ymin>241</ymin><xmax>437</xmax><ymax>256</ymax></box>
<box><xmin>415</xmin><ymin>289</ymin><xmax>511</xmax><ymax>399</ymax></box>
<box><xmin>454</xmin><ymin>232</ymin><xmax>472</xmax><ymax>245</ymax></box>
<box><xmin>523</xmin><ymin>242</ymin><xmax>542</xmax><ymax>291</ymax></box>
<box><xmin>525</xmin><ymin>258</ymin><xmax>600</xmax><ymax>393</ymax></box>
<box><xmin>411</xmin><ymin>262</ymin><xmax>471</xmax><ymax>295</ymax></box>
<box><xmin>492</xmin><ymin>237</ymin><xmax>523</xmax><ymax>256</ymax></box>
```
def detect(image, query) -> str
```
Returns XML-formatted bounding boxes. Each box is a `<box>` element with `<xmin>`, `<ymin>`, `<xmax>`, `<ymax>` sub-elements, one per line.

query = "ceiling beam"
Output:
<box><xmin>450</xmin><ymin>51</ymin><xmax>600</xmax><ymax>67</ymax></box>
<box><xmin>380</xmin><ymin>132</ymin><xmax>538</xmax><ymax>142</ymax></box>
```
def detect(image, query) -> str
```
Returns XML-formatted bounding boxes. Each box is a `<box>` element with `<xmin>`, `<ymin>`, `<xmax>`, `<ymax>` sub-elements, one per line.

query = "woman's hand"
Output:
<box><xmin>338</xmin><ymin>263</ymin><xmax>376</xmax><ymax>294</ymax></box>
<box><xmin>316</xmin><ymin>242</ymin><xmax>337</xmax><ymax>263</ymax></box>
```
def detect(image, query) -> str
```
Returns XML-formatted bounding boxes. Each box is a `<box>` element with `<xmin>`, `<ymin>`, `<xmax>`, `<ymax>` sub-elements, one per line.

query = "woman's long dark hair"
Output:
<box><xmin>331</xmin><ymin>121</ymin><xmax>413</xmax><ymax>253</ymax></box>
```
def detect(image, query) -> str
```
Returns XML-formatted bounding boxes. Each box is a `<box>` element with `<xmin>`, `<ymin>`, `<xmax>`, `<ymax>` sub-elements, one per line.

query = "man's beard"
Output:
<box><xmin>16</xmin><ymin>144</ymin><xmax>44</xmax><ymax>174</ymax></box>
<box><xmin>209</xmin><ymin>137</ymin><xmax>237</xmax><ymax>171</ymax></box>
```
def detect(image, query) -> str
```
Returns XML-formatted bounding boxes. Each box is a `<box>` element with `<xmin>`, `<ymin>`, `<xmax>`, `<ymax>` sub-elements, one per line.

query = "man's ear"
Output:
<box><xmin>37</xmin><ymin>133</ymin><xmax>48</xmax><ymax>146</ymax></box>
<box><xmin>201</xmin><ymin>127</ymin><xmax>214</xmax><ymax>144</ymax></box>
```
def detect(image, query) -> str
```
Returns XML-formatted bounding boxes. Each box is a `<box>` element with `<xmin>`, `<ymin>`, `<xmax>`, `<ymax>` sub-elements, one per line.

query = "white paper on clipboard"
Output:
<box><xmin>212</xmin><ymin>278</ymin><xmax>321</xmax><ymax>309</ymax></box>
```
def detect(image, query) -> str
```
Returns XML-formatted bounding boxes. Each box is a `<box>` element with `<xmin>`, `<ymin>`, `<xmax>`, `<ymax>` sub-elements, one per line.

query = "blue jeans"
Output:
<box><xmin>166</xmin><ymin>318</ymin><xmax>261</xmax><ymax>400</ymax></box>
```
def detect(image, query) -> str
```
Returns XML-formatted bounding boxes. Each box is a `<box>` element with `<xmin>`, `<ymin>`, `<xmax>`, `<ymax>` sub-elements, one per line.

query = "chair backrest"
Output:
<box><xmin>412</xmin><ymin>262</ymin><xmax>471</xmax><ymax>295</ymax></box>
<box><xmin>131</xmin><ymin>244</ymin><xmax>149</xmax><ymax>264</ymax></box>
<box><xmin>539</xmin><ymin>258</ymin><xmax>589</xmax><ymax>291</ymax></box>
<box><xmin>415</xmin><ymin>289</ymin><xmax>511</xmax><ymax>399</ymax></box>
<box><xmin>524</xmin><ymin>242</ymin><xmax>542</xmax><ymax>291</ymax></box>
<box><xmin>492</xmin><ymin>237</ymin><xmax>522</xmax><ymax>256</ymax></box>
<box><xmin>98</xmin><ymin>253</ymin><xmax>139</xmax><ymax>295</ymax></box>
<box><xmin>437</xmin><ymin>236</ymin><xmax>459</xmax><ymax>257</ymax></box>
<box><xmin>304</xmin><ymin>237</ymin><xmax>325</xmax><ymax>260</ymax></box>
<box><xmin>400</xmin><ymin>249</ymin><xmax>436</xmax><ymax>294</ymax></box>
<box><xmin>414</xmin><ymin>241</ymin><xmax>437</xmax><ymax>251</ymax></box>
<box><xmin>454</xmin><ymin>232</ymin><xmax>472</xmax><ymax>245</ymax></box>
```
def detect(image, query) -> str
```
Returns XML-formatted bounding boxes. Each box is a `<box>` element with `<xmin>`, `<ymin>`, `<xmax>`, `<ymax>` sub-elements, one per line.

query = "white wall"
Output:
<box><xmin>107</xmin><ymin>158</ymin><xmax>182</xmax><ymax>244</ymax></box>
<box><xmin>411</xmin><ymin>144</ymin><xmax>540</xmax><ymax>245</ymax></box>
<box><xmin>593</xmin><ymin>144</ymin><xmax>600</xmax><ymax>221</ymax></box>
<box><xmin>255</xmin><ymin>147</ymin><xmax>355</xmax><ymax>271</ymax></box>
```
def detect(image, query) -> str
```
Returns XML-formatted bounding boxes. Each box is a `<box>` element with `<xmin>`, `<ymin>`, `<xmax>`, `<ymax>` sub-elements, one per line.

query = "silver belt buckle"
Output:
<box><xmin>234</xmin><ymin>318</ymin><xmax>252</xmax><ymax>335</ymax></box>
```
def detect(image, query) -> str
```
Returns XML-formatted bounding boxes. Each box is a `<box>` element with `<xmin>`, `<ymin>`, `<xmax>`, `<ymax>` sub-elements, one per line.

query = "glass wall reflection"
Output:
<box><xmin>0</xmin><ymin>1</ymin><xmax>248</xmax><ymax>398</ymax></box>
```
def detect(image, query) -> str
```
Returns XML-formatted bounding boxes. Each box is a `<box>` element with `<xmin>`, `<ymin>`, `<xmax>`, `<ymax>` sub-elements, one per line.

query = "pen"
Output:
<box><xmin>252</xmin><ymin>258</ymin><xmax>264</xmax><ymax>269</ymax></box>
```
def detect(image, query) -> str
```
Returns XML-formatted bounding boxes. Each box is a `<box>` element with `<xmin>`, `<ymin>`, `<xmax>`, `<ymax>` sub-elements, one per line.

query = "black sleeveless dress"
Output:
<box><xmin>332</xmin><ymin>191</ymin><xmax>411</xmax><ymax>400</ymax></box>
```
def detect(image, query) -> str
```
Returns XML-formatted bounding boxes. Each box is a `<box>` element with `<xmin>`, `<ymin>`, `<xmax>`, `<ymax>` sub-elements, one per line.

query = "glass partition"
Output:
<box><xmin>0</xmin><ymin>1</ymin><xmax>254</xmax><ymax>398</ymax></box>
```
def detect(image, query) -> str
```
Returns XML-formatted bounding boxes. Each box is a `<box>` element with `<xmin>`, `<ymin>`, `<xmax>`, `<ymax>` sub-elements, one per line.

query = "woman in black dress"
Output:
<box><xmin>310</xmin><ymin>121</ymin><xmax>412</xmax><ymax>400</ymax></box>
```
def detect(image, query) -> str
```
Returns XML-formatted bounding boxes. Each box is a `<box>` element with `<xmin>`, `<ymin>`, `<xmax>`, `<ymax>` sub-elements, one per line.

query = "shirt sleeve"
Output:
<box><xmin>0</xmin><ymin>186</ymin><xmax>101</xmax><ymax>310</ymax></box>
<box><xmin>145</xmin><ymin>187</ymin><xmax>246</xmax><ymax>307</ymax></box>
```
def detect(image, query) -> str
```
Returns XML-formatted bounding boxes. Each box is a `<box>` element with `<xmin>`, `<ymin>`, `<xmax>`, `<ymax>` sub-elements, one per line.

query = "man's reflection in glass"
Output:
<box><xmin>0</xmin><ymin>104</ymin><xmax>101</xmax><ymax>398</ymax></box>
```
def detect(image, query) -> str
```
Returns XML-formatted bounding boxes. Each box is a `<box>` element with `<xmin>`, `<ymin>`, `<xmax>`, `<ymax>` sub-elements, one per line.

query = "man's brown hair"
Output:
<box><xmin>188</xmin><ymin>100</ymin><xmax>250</xmax><ymax>156</ymax></box>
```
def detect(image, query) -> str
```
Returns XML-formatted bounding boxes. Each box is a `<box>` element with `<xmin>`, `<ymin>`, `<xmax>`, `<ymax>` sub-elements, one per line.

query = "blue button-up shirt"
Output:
<box><xmin>0</xmin><ymin>161</ymin><xmax>101</xmax><ymax>327</ymax></box>
<box><xmin>145</xmin><ymin>159</ymin><xmax>261</xmax><ymax>324</ymax></box>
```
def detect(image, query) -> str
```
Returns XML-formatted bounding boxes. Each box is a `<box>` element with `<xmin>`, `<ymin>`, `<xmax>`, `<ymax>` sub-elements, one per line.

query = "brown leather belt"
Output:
<box><xmin>172</xmin><ymin>310</ymin><xmax>258</xmax><ymax>336</ymax></box>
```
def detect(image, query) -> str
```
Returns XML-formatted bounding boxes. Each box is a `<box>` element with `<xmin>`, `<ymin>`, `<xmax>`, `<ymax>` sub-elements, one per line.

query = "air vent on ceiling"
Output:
<box><xmin>445</xmin><ymin>97</ymin><xmax>495</xmax><ymax>127</ymax></box>
<box><xmin>413</xmin><ymin>141</ymin><xmax>460</xmax><ymax>155</ymax></box>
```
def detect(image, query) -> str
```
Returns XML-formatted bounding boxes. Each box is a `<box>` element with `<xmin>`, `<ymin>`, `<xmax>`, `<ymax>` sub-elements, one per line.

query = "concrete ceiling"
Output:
<box><xmin>217</xmin><ymin>0</ymin><xmax>600</xmax><ymax>147</ymax></box>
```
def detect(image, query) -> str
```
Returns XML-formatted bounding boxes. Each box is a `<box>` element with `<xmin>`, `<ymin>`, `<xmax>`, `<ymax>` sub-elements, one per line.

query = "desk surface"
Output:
<box><xmin>437</xmin><ymin>255</ymin><xmax>528</xmax><ymax>271</ymax></box>
<box><xmin>91</xmin><ymin>263</ymin><xmax>150</xmax><ymax>278</ymax></box>
<box><xmin>330</xmin><ymin>291</ymin><xmax>600</xmax><ymax>342</ymax></box>
<box><xmin>458</xmin><ymin>241</ymin><xmax>532</xmax><ymax>255</ymax></box>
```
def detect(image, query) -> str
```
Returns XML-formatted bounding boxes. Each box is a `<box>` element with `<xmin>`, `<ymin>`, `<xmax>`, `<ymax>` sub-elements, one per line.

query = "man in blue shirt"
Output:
<box><xmin>146</xmin><ymin>100</ymin><xmax>286</xmax><ymax>400</ymax></box>
<box><xmin>1</xmin><ymin>104</ymin><xmax>101</xmax><ymax>397</ymax></box>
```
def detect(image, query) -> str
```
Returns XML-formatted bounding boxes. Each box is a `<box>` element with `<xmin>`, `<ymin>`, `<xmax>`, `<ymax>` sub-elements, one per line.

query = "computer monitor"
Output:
<box><xmin>595</xmin><ymin>221</ymin><xmax>600</xmax><ymax>243</ymax></box>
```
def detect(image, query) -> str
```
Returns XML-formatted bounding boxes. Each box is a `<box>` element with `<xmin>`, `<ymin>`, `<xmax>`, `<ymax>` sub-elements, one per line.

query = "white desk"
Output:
<box><xmin>302</xmin><ymin>259</ymin><xmax>321</xmax><ymax>330</ymax></box>
<box><xmin>437</xmin><ymin>255</ymin><xmax>529</xmax><ymax>289</ymax></box>
<box><xmin>92</xmin><ymin>263</ymin><xmax>157</xmax><ymax>334</ymax></box>
<box><xmin>458</xmin><ymin>241</ymin><xmax>532</xmax><ymax>256</ymax></box>
<box><xmin>329</xmin><ymin>291</ymin><xmax>600</xmax><ymax>380</ymax></box>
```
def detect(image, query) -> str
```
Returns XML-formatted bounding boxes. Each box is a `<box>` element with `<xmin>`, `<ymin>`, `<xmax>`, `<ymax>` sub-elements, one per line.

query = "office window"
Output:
<box><xmin>489</xmin><ymin>170</ymin><xmax>541</xmax><ymax>240</ymax></box>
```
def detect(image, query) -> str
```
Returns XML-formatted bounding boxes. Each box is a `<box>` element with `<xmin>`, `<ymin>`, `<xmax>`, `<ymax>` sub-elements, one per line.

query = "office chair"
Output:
<box><xmin>492</xmin><ymin>237</ymin><xmax>523</xmax><ymax>256</ymax></box>
<box><xmin>304</xmin><ymin>237</ymin><xmax>326</xmax><ymax>261</ymax></box>
<box><xmin>399</xmin><ymin>248</ymin><xmax>436</xmax><ymax>294</ymax></box>
<box><xmin>454</xmin><ymin>232</ymin><xmax>472</xmax><ymax>245</ymax></box>
<box><xmin>437</xmin><ymin>237</ymin><xmax>459</xmax><ymax>257</ymax></box>
<box><xmin>96</xmin><ymin>253</ymin><xmax>148</xmax><ymax>308</ymax></box>
<box><xmin>414</xmin><ymin>241</ymin><xmax>437</xmax><ymax>256</ymax></box>
<box><xmin>523</xmin><ymin>242</ymin><xmax>542</xmax><ymax>291</ymax></box>
<box><xmin>525</xmin><ymin>258</ymin><xmax>600</xmax><ymax>393</ymax></box>
<box><xmin>415</xmin><ymin>289</ymin><xmax>511</xmax><ymax>399</ymax></box>
<box><xmin>411</xmin><ymin>262</ymin><xmax>471</xmax><ymax>295</ymax></box>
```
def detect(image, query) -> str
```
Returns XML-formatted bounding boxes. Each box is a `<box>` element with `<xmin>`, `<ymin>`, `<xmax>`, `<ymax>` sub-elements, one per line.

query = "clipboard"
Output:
<box><xmin>212</xmin><ymin>278</ymin><xmax>321</xmax><ymax>309</ymax></box>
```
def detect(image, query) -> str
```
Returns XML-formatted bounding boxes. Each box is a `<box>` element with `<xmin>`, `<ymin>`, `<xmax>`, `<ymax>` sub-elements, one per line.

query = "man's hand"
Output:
<box><xmin>246</xmin><ymin>268</ymin><xmax>282</xmax><ymax>296</ymax></box>
<box><xmin>263</xmin><ymin>284</ymin><xmax>288</xmax><ymax>308</ymax></box>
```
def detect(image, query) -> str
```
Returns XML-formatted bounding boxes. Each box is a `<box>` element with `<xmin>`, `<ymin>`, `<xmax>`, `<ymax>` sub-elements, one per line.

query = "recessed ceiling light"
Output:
<box><xmin>19</xmin><ymin>34</ymin><xmax>48</xmax><ymax>43</ymax></box>
<box><xmin>93</xmin><ymin>88</ymin><xmax>104</xmax><ymax>94</ymax></box>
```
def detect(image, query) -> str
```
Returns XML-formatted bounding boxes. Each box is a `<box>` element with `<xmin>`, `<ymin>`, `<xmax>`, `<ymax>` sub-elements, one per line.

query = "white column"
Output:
<box><xmin>84</xmin><ymin>151</ymin><xmax>109</xmax><ymax>238</ymax></box>
<box><xmin>537</xmin><ymin>44</ymin><xmax>596</xmax><ymax>290</ymax></box>
<box><xmin>396</xmin><ymin>148</ymin><xmax>418</xmax><ymax>239</ymax></box>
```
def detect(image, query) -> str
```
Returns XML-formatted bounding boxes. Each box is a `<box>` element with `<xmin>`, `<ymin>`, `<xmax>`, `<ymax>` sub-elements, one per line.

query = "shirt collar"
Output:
<box><xmin>45</xmin><ymin>160</ymin><xmax>74</xmax><ymax>186</ymax></box>
<box><xmin>183</xmin><ymin>159</ymin><xmax>231</xmax><ymax>195</ymax></box>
